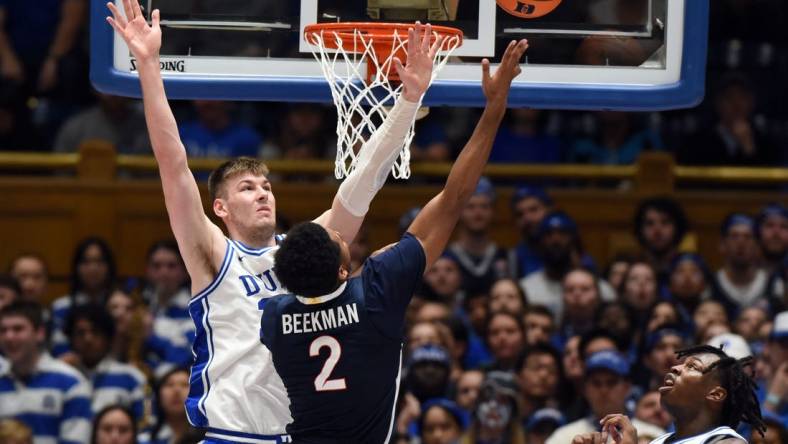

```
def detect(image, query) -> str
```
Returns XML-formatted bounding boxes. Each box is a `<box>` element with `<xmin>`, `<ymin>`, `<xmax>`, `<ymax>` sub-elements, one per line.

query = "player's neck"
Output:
<box><xmin>670</xmin><ymin>410</ymin><xmax>719</xmax><ymax>440</ymax></box>
<box><xmin>230</xmin><ymin>228</ymin><xmax>277</xmax><ymax>249</ymax></box>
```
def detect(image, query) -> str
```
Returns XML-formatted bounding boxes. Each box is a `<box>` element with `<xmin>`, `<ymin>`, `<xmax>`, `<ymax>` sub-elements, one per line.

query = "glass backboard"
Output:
<box><xmin>90</xmin><ymin>0</ymin><xmax>709</xmax><ymax>110</ymax></box>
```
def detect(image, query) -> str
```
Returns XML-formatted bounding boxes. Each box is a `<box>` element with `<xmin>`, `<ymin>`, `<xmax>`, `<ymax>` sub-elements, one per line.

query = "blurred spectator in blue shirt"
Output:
<box><xmin>490</xmin><ymin>109</ymin><xmax>563</xmax><ymax>164</ymax></box>
<box><xmin>179</xmin><ymin>100</ymin><xmax>261</xmax><ymax>158</ymax></box>
<box><xmin>569</xmin><ymin>111</ymin><xmax>661</xmax><ymax>165</ymax></box>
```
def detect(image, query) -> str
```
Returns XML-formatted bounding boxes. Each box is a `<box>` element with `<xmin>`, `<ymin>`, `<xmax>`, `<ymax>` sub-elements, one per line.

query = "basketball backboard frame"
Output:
<box><xmin>90</xmin><ymin>0</ymin><xmax>709</xmax><ymax>111</ymax></box>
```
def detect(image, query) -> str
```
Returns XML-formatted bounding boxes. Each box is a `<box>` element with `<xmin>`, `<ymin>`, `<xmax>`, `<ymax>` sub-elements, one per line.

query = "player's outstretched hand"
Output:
<box><xmin>394</xmin><ymin>22</ymin><xmax>445</xmax><ymax>102</ymax></box>
<box><xmin>481</xmin><ymin>39</ymin><xmax>528</xmax><ymax>108</ymax></box>
<box><xmin>106</xmin><ymin>0</ymin><xmax>161</xmax><ymax>62</ymax></box>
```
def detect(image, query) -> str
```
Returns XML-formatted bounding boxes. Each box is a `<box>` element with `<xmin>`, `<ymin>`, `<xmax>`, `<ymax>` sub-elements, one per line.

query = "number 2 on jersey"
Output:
<box><xmin>309</xmin><ymin>335</ymin><xmax>347</xmax><ymax>391</ymax></box>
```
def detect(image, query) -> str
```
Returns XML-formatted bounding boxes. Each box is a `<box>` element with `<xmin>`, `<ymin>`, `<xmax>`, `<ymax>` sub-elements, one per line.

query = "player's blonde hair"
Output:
<box><xmin>0</xmin><ymin>419</ymin><xmax>33</xmax><ymax>444</ymax></box>
<box><xmin>208</xmin><ymin>157</ymin><xmax>270</xmax><ymax>200</ymax></box>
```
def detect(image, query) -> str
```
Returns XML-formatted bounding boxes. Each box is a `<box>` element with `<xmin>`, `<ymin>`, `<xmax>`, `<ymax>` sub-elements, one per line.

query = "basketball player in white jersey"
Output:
<box><xmin>106</xmin><ymin>1</ymin><xmax>443</xmax><ymax>442</ymax></box>
<box><xmin>571</xmin><ymin>345</ymin><xmax>765</xmax><ymax>444</ymax></box>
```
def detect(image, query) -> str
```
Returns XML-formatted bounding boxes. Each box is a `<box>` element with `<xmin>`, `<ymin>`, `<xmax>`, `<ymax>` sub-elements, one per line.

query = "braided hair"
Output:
<box><xmin>675</xmin><ymin>344</ymin><xmax>765</xmax><ymax>436</ymax></box>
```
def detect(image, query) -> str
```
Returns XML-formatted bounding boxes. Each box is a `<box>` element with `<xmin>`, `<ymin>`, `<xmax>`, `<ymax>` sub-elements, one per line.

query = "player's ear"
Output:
<box><xmin>706</xmin><ymin>386</ymin><xmax>727</xmax><ymax>404</ymax></box>
<box><xmin>213</xmin><ymin>198</ymin><xmax>228</xmax><ymax>218</ymax></box>
<box><xmin>338</xmin><ymin>266</ymin><xmax>349</xmax><ymax>282</ymax></box>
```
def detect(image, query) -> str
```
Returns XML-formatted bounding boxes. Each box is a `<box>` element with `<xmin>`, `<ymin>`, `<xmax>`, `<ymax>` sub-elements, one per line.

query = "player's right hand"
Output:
<box><xmin>106</xmin><ymin>0</ymin><xmax>162</xmax><ymax>62</ymax></box>
<box><xmin>481</xmin><ymin>39</ymin><xmax>528</xmax><ymax>107</ymax></box>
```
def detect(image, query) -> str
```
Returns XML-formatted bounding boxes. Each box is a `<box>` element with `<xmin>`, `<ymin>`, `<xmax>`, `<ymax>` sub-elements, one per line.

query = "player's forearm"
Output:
<box><xmin>442</xmin><ymin>102</ymin><xmax>505</xmax><ymax>206</ymax></box>
<box><xmin>47</xmin><ymin>0</ymin><xmax>86</xmax><ymax>59</ymax></box>
<box><xmin>135</xmin><ymin>57</ymin><xmax>189</xmax><ymax>170</ymax></box>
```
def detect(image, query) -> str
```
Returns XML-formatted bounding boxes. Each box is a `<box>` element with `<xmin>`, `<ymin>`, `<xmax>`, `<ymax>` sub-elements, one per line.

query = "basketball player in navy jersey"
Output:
<box><xmin>261</xmin><ymin>39</ymin><xmax>530</xmax><ymax>443</ymax></box>
<box><xmin>571</xmin><ymin>345</ymin><xmax>765</xmax><ymax>444</ymax></box>
<box><xmin>107</xmin><ymin>1</ymin><xmax>442</xmax><ymax>442</ymax></box>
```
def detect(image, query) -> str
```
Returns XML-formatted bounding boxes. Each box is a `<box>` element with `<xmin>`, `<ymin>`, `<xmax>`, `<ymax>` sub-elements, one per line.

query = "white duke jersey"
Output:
<box><xmin>186</xmin><ymin>237</ymin><xmax>293</xmax><ymax>442</ymax></box>
<box><xmin>649</xmin><ymin>426</ymin><xmax>746</xmax><ymax>444</ymax></box>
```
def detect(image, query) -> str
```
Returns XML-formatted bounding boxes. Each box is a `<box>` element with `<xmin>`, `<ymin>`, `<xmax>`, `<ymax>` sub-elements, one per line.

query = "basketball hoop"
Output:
<box><xmin>304</xmin><ymin>22</ymin><xmax>463</xmax><ymax>179</ymax></box>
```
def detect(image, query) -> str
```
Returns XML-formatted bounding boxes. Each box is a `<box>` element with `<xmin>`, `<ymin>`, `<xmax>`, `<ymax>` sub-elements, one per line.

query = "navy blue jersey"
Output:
<box><xmin>260</xmin><ymin>233</ymin><xmax>426</xmax><ymax>443</ymax></box>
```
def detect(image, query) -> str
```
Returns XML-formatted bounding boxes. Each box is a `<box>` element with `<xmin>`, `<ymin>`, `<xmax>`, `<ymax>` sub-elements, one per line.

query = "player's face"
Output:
<box><xmin>758</xmin><ymin>215</ymin><xmax>788</xmax><ymax>258</ymax></box>
<box><xmin>221</xmin><ymin>173</ymin><xmax>276</xmax><ymax>236</ymax></box>
<box><xmin>71</xmin><ymin>319</ymin><xmax>110</xmax><ymax>368</ymax></box>
<box><xmin>94</xmin><ymin>408</ymin><xmax>135</xmax><ymax>444</ymax></box>
<box><xmin>623</xmin><ymin>263</ymin><xmax>657</xmax><ymax>311</ymax></box>
<box><xmin>641</xmin><ymin>209</ymin><xmax>675</xmax><ymax>254</ymax></box>
<box><xmin>421</xmin><ymin>406</ymin><xmax>462</xmax><ymax>444</ymax></box>
<box><xmin>0</xmin><ymin>315</ymin><xmax>42</xmax><ymax>365</ymax></box>
<box><xmin>146</xmin><ymin>248</ymin><xmax>187</xmax><ymax>297</ymax></box>
<box><xmin>460</xmin><ymin>194</ymin><xmax>494</xmax><ymax>233</ymax></box>
<box><xmin>562</xmin><ymin>270</ymin><xmax>598</xmax><ymax>321</ymax></box>
<box><xmin>11</xmin><ymin>257</ymin><xmax>47</xmax><ymax>301</ymax></box>
<box><xmin>489</xmin><ymin>280</ymin><xmax>523</xmax><ymax>315</ymax></box>
<box><xmin>519</xmin><ymin>353</ymin><xmax>558</xmax><ymax>399</ymax></box>
<box><xmin>659</xmin><ymin>353</ymin><xmax>722</xmax><ymax>412</ymax></box>
<box><xmin>513</xmin><ymin>197</ymin><xmax>548</xmax><ymax>238</ymax></box>
<box><xmin>326</xmin><ymin>228</ymin><xmax>351</xmax><ymax>278</ymax></box>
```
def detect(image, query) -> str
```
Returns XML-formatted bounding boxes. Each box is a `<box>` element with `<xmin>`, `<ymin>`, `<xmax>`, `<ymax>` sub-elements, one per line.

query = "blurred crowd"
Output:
<box><xmin>0</xmin><ymin>190</ymin><xmax>786</xmax><ymax>444</ymax></box>
<box><xmin>1</xmin><ymin>1</ymin><xmax>787</xmax><ymax>168</ymax></box>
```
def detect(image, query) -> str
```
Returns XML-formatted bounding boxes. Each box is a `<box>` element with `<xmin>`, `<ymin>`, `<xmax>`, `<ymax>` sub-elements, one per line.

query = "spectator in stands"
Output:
<box><xmin>644</xmin><ymin>301</ymin><xmax>683</xmax><ymax>335</ymax></box>
<box><xmin>455</xmin><ymin>369</ymin><xmax>484</xmax><ymax>411</ymax></box>
<box><xmin>179</xmin><ymin>100</ymin><xmax>261</xmax><ymax>158</ymax></box>
<box><xmin>415</xmin><ymin>399</ymin><xmax>467</xmax><ymax>444</ymax></box>
<box><xmin>519</xmin><ymin>211</ymin><xmax>587</xmax><ymax>321</ymax></box>
<box><xmin>594</xmin><ymin>302</ymin><xmax>638</xmax><ymax>356</ymax></box>
<box><xmin>639</xmin><ymin>324</ymin><xmax>687</xmax><ymax>391</ymax></box>
<box><xmin>92</xmin><ymin>405</ymin><xmax>137</xmax><ymax>444</ymax></box>
<box><xmin>64</xmin><ymin>304</ymin><xmax>147</xmax><ymax>420</ymax></box>
<box><xmin>567</xmin><ymin>111</ymin><xmax>662</xmax><ymax>165</ymax></box>
<box><xmin>486</xmin><ymin>311</ymin><xmax>526</xmax><ymax>371</ymax></box>
<box><xmin>54</xmin><ymin>92</ymin><xmax>151</xmax><ymax>154</ymax></box>
<box><xmin>545</xmin><ymin>351</ymin><xmax>664</xmax><ymax>443</ymax></box>
<box><xmin>423</xmin><ymin>255</ymin><xmax>464</xmax><ymax>307</ymax></box>
<box><xmin>634</xmin><ymin>390</ymin><xmax>672</xmax><ymax>431</ymax></box>
<box><xmin>604</xmin><ymin>254</ymin><xmax>634</xmax><ymax>295</ymax></box>
<box><xmin>515</xmin><ymin>343</ymin><xmax>563</xmax><ymax>420</ymax></box>
<box><xmin>508</xmin><ymin>186</ymin><xmax>552</xmax><ymax>279</ymax></box>
<box><xmin>488</xmin><ymin>278</ymin><xmax>526</xmax><ymax>316</ymax></box>
<box><xmin>523</xmin><ymin>305</ymin><xmax>555</xmax><ymax>347</ymax></box>
<box><xmin>460</xmin><ymin>371</ymin><xmax>526</xmax><ymax>444</ymax></box>
<box><xmin>716</xmin><ymin>213</ymin><xmax>774</xmax><ymax>312</ymax></box>
<box><xmin>756</xmin><ymin>203</ymin><xmax>788</xmax><ymax>274</ymax></box>
<box><xmin>141</xmin><ymin>240</ymin><xmax>193</xmax><ymax>376</ymax></box>
<box><xmin>415</xmin><ymin>301</ymin><xmax>452</xmax><ymax>324</ymax></box>
<box><xmin>489</xmin><ymin>109</ymin><xmax>563</xmax><ymax>164</ymax></box>
<box><xmin>750</xmin><ymin>414</ymin><xmax>788</xmax><ymax>444</ymax></box>
<box><xmin>666</xmin><ymin>253</ymin><xmax>714</xmax><ymax>325</ymax></box>
<box><xmin>692</xmin><ymin>300</ymin><xmax>730</xmax><ymax>342</ymax></box>
<box><xmin>0</xmin><ymin>274</ymin><xmax>20</xmax><ymax>310</ymax></box>
<box><xmin>524</xmin><ymin>408</ymin><xmax>565</xmax><ymax>444</ymax></box>
<box><xmin>734</xmin><ymin>306</ymin><xmax>769</xmax><ymax>343</ymax></box>
<box><xmin>0</xmin><ymin>0</ymin><xmax>89</xmax><ymax>150</ymax></box>
<box><xmin>619</xmin><ymin>261</ymin><xmax>660</xmax><ymax>325</ymax></box>
<box><xmin>0</xmin><ymin>302</ymin><xmax>92</xmax><ymax>443</ymax></box>
<box><xmin>261</xmin><ymin>103</ymin><xmax>332</xmax><ymax>160</ymax></box>
<box><xmin>138</xmin><ymin>367</ymin><xmax>195</xmax><ymax>444</ymax></box>
<box><xmin>561</xmin><ymin>268</ymin><xmax>603</xmax><ymax>340</ymax></box>
<box><xmin>680</xmin><ymin>73</ymin><xmax>780</xmax><ymax>166</ymax></box>
<box><xmin>410</xmin><ymin>113</ymin><xmax>452</xmax><ymax>162</ymax></box>
<box><xmin>633</xmin><ymin>197</ymin><xmax>689</xmax><ymax>284</ymax></box>
<box><xmin>561</xmin><ymin>335</ymin><xmax>584</xmax><ymax>394</ymax></box>
<box><xmin>446</xmin><ymin>178</ymin><xmax>508</xmax><ymax>295</ymax></box>
<box><xmin>0</xmin><ymin>418</ymin><xmax>33</xmax><ymax>444</ymax></box>
<box><xmin>51</xmin><ymin>237</ymin><xmax>117</xmax><ymax>357</ymax></box>
<box><xmin>8</xmin><ymin>254</ymin><xmax>48</xmax><ymax>303</ymax></box>
<box><xmin>761</xmin><ymin>311</ymin><xmax>788</xmax><ymax>427</ymax></box>
<box><xmin>105</xmin><ymin>290</ymin><xmax>140</xmax><ymax>363</ymax></box>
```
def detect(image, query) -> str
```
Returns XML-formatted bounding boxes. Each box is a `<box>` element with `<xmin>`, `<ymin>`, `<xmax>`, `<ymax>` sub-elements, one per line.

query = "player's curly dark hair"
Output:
<box><xmin>274</xmin><ymin>222</ymin><xmax>342</xmax><ymax>297</ymax></box>
<box><xmin>675</xmin><ymin>344</ymin><xmax>765</xmax><ymax>436</ymax></box>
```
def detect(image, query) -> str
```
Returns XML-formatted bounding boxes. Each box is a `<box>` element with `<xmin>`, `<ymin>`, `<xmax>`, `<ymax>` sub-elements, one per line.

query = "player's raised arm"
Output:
<box><xmin>313</xmin><ymin>22</ymin><xmax>444</xmax><ymax>243</ymax></box>
<box><xmin>407</xmin><ymin>39</ymin><xmax>528</xmax><ymax>268</ymax></box>
<box><xmin>106</xmin><ymin>2</ymin><xmax>225</xmax><ymax>284</ymax></box>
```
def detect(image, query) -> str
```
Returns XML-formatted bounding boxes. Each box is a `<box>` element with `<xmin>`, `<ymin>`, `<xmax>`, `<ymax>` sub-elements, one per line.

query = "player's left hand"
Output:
<box><xmin>394</xmin><ymin>22</ymin><xmax>444</xmax><ymax>102</ymax></box>
<box><xmin>481</xmin><ymin>39</ymin><xmax>528</xmax><ymax>108</ymax></box>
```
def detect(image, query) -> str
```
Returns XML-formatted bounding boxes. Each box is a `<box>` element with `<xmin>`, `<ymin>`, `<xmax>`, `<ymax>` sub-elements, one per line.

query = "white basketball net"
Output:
<box><xmin>306</xmin><ymin>27</ymin><xmax>461</xmax><ymax>179</ymax></box>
